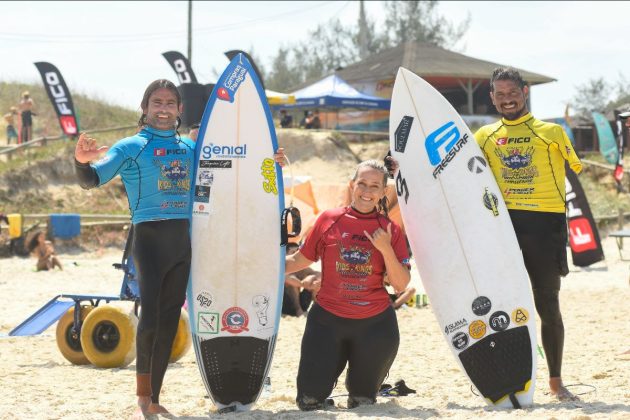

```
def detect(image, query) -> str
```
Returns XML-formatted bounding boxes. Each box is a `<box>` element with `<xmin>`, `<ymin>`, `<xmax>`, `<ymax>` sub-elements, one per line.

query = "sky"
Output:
<box><xmin>1</xmin><ymin>1</ymin><xmax>629</xmax><ymax>120</ymax></box>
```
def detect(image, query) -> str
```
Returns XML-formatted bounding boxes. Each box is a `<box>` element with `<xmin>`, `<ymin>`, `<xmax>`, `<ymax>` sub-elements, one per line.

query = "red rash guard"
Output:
<box><xmin>300</xmin><ymin>206</ymin><xmax>409</xmax><ymax>319</ymax></box>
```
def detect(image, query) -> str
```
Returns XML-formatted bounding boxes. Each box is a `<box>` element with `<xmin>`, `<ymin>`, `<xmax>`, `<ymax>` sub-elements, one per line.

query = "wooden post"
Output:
<box><xmin>457</xmin><ymin>79</ymin><xmax>481</xmax><ymax>115</ymax></box>
<box><xmin>187</xmin><ymin>0</ymin><xmax>192</xmax><ymax>64</ymax></box>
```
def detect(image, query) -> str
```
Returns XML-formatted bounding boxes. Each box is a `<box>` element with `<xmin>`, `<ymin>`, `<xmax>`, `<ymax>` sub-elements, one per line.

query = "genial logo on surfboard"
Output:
<box><xmin>202</xmin><ymin>144</ymin><xmax>247</xmax><ymax>159</ymax></box>
<box><xmin>425</xmin><ymin>121</ymin><xmax>469</xmax><ymax>178</ymax></box>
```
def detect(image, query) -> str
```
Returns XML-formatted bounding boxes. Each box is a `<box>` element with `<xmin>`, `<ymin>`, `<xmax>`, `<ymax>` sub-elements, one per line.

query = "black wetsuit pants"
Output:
<box><xmin>509</xmin><ymin>210</ymin><xmax>567</xmax><ymax>378</ymax></box>
<box><xmin>296</xmin><ymin>304</ymin><xmax>399</xmax><ymax>410</ymax></box>
<box><xmin>133</xmin><ymin>218</ymin><xmax>191</xmax><ymax>404</ymax></box>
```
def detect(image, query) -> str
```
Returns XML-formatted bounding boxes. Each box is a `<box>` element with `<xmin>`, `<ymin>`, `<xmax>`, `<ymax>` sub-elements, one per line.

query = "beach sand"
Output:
<box><xmin>1</xmin><ymin>233</ymin><xmax>629</xmax><ymax>419</ymax></box>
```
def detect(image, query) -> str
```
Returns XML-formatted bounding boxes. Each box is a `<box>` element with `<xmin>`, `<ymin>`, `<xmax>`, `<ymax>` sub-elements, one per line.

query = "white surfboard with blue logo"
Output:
<box><xmin>389</xmin><ymin>67</ymin><xmax>537</xmax><ymax>408</ymax></box>
<box><xmin>188</xmin><ymin>54</ymin><xmax>285</xmax><ymax>412</ymax></box>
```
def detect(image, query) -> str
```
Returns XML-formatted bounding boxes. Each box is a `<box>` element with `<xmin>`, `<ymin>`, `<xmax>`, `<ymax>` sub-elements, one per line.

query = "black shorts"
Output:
<box><xmin>509</xmin><ymin>210</ymin><xmax>568</xmax><ymax>290</ymax></box>
<box><xmin>21</xmin><ymin>111</ymin><xmax>32</xmax><ymax>127</ymax></box>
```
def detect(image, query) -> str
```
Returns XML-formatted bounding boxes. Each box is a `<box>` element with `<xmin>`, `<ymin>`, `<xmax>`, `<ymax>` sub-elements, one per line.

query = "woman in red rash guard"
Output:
<box><xmin>285</xmin><ymin>159</ymin><xmax>411</xmax><ymax>411</ymax></box>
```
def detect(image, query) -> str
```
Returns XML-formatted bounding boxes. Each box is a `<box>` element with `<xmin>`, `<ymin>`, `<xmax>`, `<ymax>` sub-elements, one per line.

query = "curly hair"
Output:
<box><xmin>490</xmin><ymin>67</ymin><xmax>527</xmax><ymax>91</ymax></box>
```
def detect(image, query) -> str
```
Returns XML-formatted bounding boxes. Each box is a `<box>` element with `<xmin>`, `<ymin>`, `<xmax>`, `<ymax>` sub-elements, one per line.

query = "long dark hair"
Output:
<box><xmin>351</xmin><ymin>159</ymin><xmax>391</xmax><ymax>218</ymax></box>
<box><xmin>27</xmin><ymin>230</ymin><xmax>45</xmax><ymax>252</ymax></box>
<box><xmin>137</xmin><ymin>79</ymin><xmax>182</xmax><ymax>130</ymax></box>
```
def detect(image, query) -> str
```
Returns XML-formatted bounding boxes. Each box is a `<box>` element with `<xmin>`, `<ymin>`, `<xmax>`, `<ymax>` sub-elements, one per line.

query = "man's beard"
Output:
<box><xmin>147</xmin><ymin>114</ymin><xmax>177</xmax><ymax>129</ymax></box>
<box><xmin>500</xmin><ymin>105</ymin><xmax>527</xmax><ymax>121</ymax></box>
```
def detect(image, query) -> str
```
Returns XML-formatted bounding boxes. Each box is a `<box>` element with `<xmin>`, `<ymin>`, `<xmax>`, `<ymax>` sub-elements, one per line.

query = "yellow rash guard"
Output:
<box><xmin>474</xmin><ymin>113</ymin><xmax>582</xmax><ymax>213</ymax></box>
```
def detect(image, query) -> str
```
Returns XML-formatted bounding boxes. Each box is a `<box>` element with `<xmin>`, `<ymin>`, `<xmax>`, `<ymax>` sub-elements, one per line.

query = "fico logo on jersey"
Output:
<box><xmin>154</xmin><ymin>148</ymin><xmax>187</xmax><ymax>157</ymax></box>
<box><xmin>496</xmin><ymin>137</ymin><xmax>531</xmax><ymax>145</ymax></box>
<box><xmin>425</xmin><ymin>121</ymin><xmax>469</xmax><ymax>178</ymax></box>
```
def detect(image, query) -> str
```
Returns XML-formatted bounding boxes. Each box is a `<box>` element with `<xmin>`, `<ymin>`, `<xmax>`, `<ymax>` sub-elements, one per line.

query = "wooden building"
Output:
<box><xmin>335</xmin><ymin>41</ymin><xmax>555</xmax><ymax>130</ymax></box>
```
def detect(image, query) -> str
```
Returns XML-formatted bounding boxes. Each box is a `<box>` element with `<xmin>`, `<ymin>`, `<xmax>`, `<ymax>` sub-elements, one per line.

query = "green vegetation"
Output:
<box><xmin>265</xmin><ymin>0</ymin><xmax>470</xmax><ymax>91</ymax></box>
<box><xmin>0</xmin><ymin>81</ymin><xmax>138</xmax><ymax>216</ymax></box>
<box><xmin>0</xmin><ymin>81</ymin><xmax>137</xmax><ymax>139</ymax></box>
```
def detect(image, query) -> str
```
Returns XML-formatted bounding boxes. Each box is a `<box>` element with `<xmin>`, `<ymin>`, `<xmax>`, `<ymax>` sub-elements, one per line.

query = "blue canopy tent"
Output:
<box><xmin>280</xmin><ymin>74</ymin><xmax>391</xmax><ymax>110</ymax></box>
<box><xmin>273</xmin><ymin>75</ymin><xmax>391</xmax><ymax>131</ymax></box>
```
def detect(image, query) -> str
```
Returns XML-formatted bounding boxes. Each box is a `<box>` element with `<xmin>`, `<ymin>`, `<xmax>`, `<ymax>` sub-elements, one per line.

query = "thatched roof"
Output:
<box><xmin>336</xmin><ymin>42</ymin><xmax>555</xmax><ymax>86</ymax></box>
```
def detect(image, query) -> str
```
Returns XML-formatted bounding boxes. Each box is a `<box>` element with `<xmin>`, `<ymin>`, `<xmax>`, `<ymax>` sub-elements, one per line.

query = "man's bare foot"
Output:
<box><xmin>147</xmin><ymin>403</ymin><xmax>171</xmax><ymax>416</ymax></box>
<box><xmin>131</xmin><ymin>406</ymin><xmax>154</xmax><ymax>420</ymax></box>
<box><xmin>130</xmin><ymin>397</ymin><xmax>154</xmax><ymax>420</ymax></box>
<box><xmin>549</xmin><ymin>377</ymin><xmax>580</xmax><ymax>401</ymax></box>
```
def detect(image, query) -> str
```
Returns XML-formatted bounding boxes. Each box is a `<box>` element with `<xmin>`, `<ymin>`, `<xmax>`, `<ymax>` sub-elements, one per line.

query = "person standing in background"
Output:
<box><xmin>19</xmin><ymin>91</ymin><xmax>35</xmax><ymax>143</ymax></box>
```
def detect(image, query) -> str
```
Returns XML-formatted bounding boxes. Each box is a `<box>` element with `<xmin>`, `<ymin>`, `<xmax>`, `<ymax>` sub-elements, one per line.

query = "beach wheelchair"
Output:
<box><xmin>9</xmin><ymin>226</ymin><xmax>192</xmax><ymax>368</ymax></box>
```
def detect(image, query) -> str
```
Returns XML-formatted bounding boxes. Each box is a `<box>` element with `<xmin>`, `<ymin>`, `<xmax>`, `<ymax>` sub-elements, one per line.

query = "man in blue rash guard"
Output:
<box><xmin>74</xmin><ymin>79</ymin><xmax>194</xmax><ymax>419</ymax></box>
<box><xmin>76</xmin><ymin>80</ymin><xmax>288</xmax><ymax>418</ymax></box>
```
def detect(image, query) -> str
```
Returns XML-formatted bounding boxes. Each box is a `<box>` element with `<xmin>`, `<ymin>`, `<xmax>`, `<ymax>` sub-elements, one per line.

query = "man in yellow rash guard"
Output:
<box><xmin>474</xmin><ymin>67</ymin><xmax>581</xmax><ymax>402</ymax></box>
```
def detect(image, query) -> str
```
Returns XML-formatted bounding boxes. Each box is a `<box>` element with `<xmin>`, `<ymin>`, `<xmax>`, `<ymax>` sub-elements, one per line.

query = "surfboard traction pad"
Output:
<box><xmin>198</xmin><ymin>336</ymin><xmax>270</xmax><ymax>406</ymax></box>
<box><xmin>458</xmin><ymin>325</ymin><xmax>532</xmax><ymax>404</ymax></box>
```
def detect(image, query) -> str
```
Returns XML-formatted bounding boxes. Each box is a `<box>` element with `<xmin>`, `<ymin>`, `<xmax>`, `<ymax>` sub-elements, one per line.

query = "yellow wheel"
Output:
<box><xmin>55</xmin><ymin>305</ymin><xmax>93</xmax><ymax>365</ymax></box>
<box><xmin>169</xmin><ymin>310</ymin><xmax>192</xmax><ymax>363</ymax></box>
<box><xmin>80</xmin><ymin>305</ymin><xmax>137</xmax><ymax>368</ymax></box>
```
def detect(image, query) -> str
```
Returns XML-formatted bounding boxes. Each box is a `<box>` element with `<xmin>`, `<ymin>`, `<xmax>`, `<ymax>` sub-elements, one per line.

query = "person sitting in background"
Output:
<box><xmin>385</xmin><ymin>277</ymin><xmax>416</xmax><ymax>309</ymax></box>
<box><xmin>304</xmin><ymin>111</ymin><xmax>316</xmax><ymax>129</ymax></box>
<box><xmin>309</xmin><ymin>110</ymin><xmax>322</xmax><ymax>129</ymax></box>
<box><xmin>299</xmin><ymin>110</ymin><xmax>309</xmax><ymax>128</ymax></box>
<box><xmin>280</xmin><ymin>110</ymin><xmax>293</xmax><ymax>128</ymax></box>
<box><xmin>28</xmin><ymin>231</ymin><xmax>63</xmax><ymax>271</ymax></box>
<box><xmin>283</xmin><ymin>242</ymin><xmax>321</xmax><ymax>317</ymax></box>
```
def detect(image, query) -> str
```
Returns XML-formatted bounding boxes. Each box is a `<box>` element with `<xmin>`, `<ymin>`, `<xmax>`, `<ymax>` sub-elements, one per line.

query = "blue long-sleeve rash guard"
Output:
<box><xmin>90</xmin><ymin>126</ymin><xmax>195</xmax><ymax>224</ymax></box>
